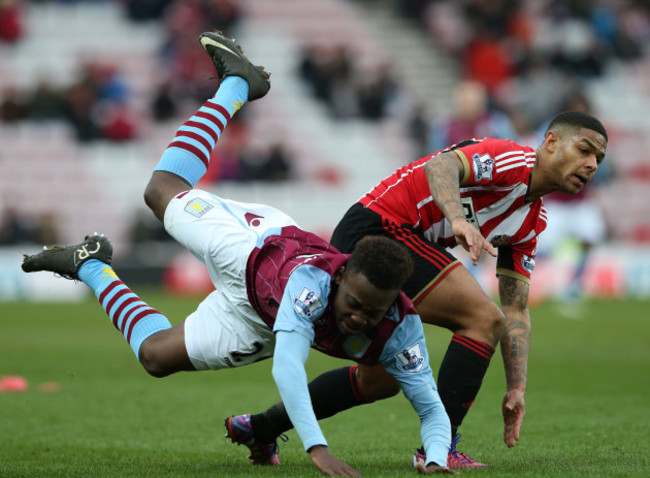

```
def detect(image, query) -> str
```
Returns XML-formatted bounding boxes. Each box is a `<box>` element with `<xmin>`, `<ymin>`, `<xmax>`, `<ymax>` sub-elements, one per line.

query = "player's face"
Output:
<box><xmin>332</xmin><ymin>269</ymin><xmax>399</xmax><ymax>336</ymax></box>
<box><xmin>551</xmin><ymin>127</ymin><xmax>607</xmax><ymax>194</ymax></box>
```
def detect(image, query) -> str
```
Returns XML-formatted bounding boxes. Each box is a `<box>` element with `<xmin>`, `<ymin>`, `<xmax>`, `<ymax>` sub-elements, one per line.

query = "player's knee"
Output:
<box><xmin>143</xmin><ymin>178</ymin><xmax>166</xmax><ymax>222</ymax></box>
<box><xmin>144</xmin><ymin>171</ymin><xmax>189</xmax><ymax>222</ymax></box>
<box><xmin>138</xmin><ymin>342</ymin><xmax>172</xmax><ymax>378</ymax></box>
<box><xmin>470</xmin><ymin>301</ymin><xmax>505</xmax><ymax>344</ymax></box>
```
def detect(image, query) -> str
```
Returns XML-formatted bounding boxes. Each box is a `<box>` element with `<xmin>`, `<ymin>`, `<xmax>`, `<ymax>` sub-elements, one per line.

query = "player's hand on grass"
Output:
<box><xmin>415</xmin><ymin>461</ymin><xmax>456</xmax><ymax>474</ymax></box>
<box><xmin>450</xmin><ymin>218</ymin><xmax>496</xmax><ymax>265</ymax></box>
<box><xmin>308</xmin><ymin>445</ymin><xmax>362</xmax><ymax>477</ymax></box>
<box><xmin>503</xmin><ymin>388</ymin><xmax>526</xmax><ymax>447</ymax></box>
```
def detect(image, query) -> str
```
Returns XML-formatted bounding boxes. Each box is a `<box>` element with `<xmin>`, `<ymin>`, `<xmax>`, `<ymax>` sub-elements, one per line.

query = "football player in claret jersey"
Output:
<box><xmin>246</xmin><ymin>113</ymin><xmax>607</xmax><ymax>468</ymax></box>
<box><xmin>21</xmin><ymin>31</ymin><xmax>454</xmax><ymax>476</ymax></box>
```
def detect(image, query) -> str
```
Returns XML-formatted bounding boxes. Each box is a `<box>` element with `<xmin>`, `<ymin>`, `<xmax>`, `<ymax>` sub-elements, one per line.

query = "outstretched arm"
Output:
<box><xmin>423</xmin><ymin>152</ymin><xmax>496</xmax><ymax>265</ymax></box>
<box><xmin>497</xmin><ymin>275</ymin><xmax>531</xmax><ymax>447</ymax></box>
<box><xmin>272</xmin><ymin>331</ymin><xmax>361</xmax><ymax>477</ymax></box>
<box><xmin>407</xmin><ymin>388</ymin><xmax>454</xmax><ymax>474</ymax></box>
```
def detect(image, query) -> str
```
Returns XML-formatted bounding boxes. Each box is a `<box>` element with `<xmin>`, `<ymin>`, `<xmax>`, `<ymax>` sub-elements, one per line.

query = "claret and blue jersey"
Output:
<box><xmin>245</xmin><ymin>225</ymin><xmax>450</xmax><ymax>466</ymax></box>
<box><xmin>246</xmin><ymin>225</ymin><xmax>431</xmax><ymax>374</ymax></box>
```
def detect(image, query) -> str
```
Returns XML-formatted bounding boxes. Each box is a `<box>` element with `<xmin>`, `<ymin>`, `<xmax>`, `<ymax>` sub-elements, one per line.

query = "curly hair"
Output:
<box><xmin>546</xmin><ymin>110</ymin><xmax>608</xmax><ymax>141</ymax></box>
<box><xmin>346</xmin><ymin>236</ymin><xmax>414</xmax><ymax>290</ymax></box>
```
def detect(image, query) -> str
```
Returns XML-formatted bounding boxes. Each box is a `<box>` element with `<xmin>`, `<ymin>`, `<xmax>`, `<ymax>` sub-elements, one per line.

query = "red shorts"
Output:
<box><xmin>330</xmin><ymin>203</ymin><xmax>461</xmax><ymax>304</ymax></box>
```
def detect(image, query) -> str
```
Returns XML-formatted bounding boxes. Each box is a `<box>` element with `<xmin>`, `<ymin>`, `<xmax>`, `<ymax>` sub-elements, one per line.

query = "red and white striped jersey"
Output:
<box><xmin>359</xmin><ymin>138</ymin><xmax>548</xmax><ymax>283</ymax></box>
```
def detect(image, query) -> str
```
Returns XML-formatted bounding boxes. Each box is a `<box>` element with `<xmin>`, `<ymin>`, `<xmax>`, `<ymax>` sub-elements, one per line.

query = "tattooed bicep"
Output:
<box><xmin>499</xmin><ymin>275</ymin><xmax>529</xmax><ymax>311</ymax></box>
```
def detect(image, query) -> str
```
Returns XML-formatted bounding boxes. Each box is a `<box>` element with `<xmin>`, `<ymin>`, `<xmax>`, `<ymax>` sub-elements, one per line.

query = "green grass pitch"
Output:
<box><xmin>1</xmin><ymin>291</ymin><xmax>649</xmax><ymax>477</ymax></box>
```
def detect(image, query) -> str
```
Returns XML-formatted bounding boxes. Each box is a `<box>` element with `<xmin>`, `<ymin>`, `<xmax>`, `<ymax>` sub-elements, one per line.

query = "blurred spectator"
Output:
<box><xmin>100</xmin><ymin>103</ymin><xmax>139</xmax><ymax>142</ymax></box>
<box><xmin>240</xmin><ymin>142</ymin><xmax>293</xmax><ymax>182</ymax></box>
<box><xmin>496</xmin><ymin>54</ymin><xmax>570</xmax><ymax>131</ymax></box>
<box><xmin>0</xmin><ymin>0</ymin><xmax>24</xmax><ymax>44</ymax></box>
<box><xmin>0</xmin><ymin>85</ymin><xmax>28</xmax><ymax>123</ymax></box>
<box><xmin>159</xmin><ymin>0</ymin><xmax>244</xmax><ymax>102</ymax></box>
<box><xmin>129</xmin><ymin>208</ymin><xmax>170</xmax><ymax>243</ymax></box>
<box><xmin>90</xmin><ymin>61</ymin><xmax>131</xmax><ymax>105</ymax></box>
<box><xmin>27</xmin><ymin>79</ymin><xmax>66</xmax><ymax>121</ymax></box>
<box><xmin>1</xmin><ymin>58</ymin><xmax>139</xmax><ymax>142</ymax></box>
<box><xmin>429</xmin><ymin>80</ymin><xmax>516</xmax><ymax>152</ymax></box>
<box><xmin>544</xmin><ymin>11</ymin><xmax>606</xmax><ymax>77</ymax></box>
<box><xmin>357</xmin><ymin>64</ymin><xmax>400</xmax><ymax>121</ymax></box>
<box><xmin>463</xmin><ymin>27</ymin><xmax>516</xmax><ymax>93</ymax></box>
<box><xmin>123</xmin><ymin>0</ymin><xmax>172</xmax><ymax>23</ymax></box>
<box><xmin>298</xmin><ymin>44</ymin><xmax>355</xmax><ymax>118</ymax></box>
<box><xmin>424</xmin><ymin>1</ymin><xmax>472</xmax><ymax>55</ymax></box>
<box><xmin>0</xmin><ymin>206</ymin><xmax>32</xmax><ymax>245</ymax></box>
<box><xmin>150</xmin><ymin>80</ymin><xmax>178</xmax><ymax>122</ymax></box>
<box><xmin>32</xmin><ymin>211</ymin><xmax>60</xmax><ymax>245</ymax></box>
<box><xmin>396</xmin><ymin>0</ymin><xmax>429</xmax><ymax>22</ymax></box>
<box><xmin>407</xmin><ymin>105</ymin><xmax>430</xmax><ymax>159</ymax></box>
<box><xmin>298</xmin><ymin>45</ymin><xmax>407</xmax><ymax>122</ymax></box>
<box><xmin>62</xmin><ymin>80</ymin><xmax>100</xmax><ymax>142</ymax></box>
<box><xmin>204</xmin><ymin>0</ymin><xmax>243</xmax><ymax>34</ymax></box>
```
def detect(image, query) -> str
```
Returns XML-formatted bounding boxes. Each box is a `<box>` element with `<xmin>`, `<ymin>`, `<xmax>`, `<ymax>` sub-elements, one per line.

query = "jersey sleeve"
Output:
<box><xmin>454</xmin><ymin>138</ymin><xmax>528</xmax><ymax>188</ymax></box>
<box><xmin>273</xmin><ymin>264</ymin><xmax>332</xmax><ymax>342</ymax></box>
<box><xmin>378</xmin><ymin>314</ymin><xmax>451</xmax><ymax>467</ymax></box>
<box><xmin>271</xmin><ymin>264</ymin><xmax>335</xmax><ymax>451</ymax></box>
<box><xmin>272</xmin><ymin>330</ymin><xmax>327</xmax><ymax>451</ymax></box>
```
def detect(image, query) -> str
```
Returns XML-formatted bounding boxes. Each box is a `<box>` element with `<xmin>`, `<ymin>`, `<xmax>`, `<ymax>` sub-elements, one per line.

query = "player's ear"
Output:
<box><xmin>544</xmin><ymin>129</ymin><xmax>559</xmax><ymax>153</ymax></box>
<box><xmin>334</xmin><ymin>266</ymin><xmax>346</xmax><ymax>285</ymax></box>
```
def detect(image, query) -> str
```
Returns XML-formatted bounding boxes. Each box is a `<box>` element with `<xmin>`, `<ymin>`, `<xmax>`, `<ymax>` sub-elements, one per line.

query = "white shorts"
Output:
<box><xmin>163</xmin><ymin>189</ymin><xmax>298</xmax><ymax>370</ymax></box>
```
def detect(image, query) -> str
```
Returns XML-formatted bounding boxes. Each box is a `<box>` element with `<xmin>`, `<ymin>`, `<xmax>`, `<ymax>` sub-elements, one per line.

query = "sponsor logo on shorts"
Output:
<box><xmin>185</xmin><ymin>198</ymin><xmax>213</xmax><ymax>218</ymax></box>
<box><xmin>245</xmin><ymin>212</ymin><xmax>264</xmax><ymax>227</ymax></box>
<box><xmin>293</xmin><ymin>287</ymin><xmax>323</xmax><ymax>318</ymax></box>
<box><xmin>472</xmin><ymin>153</ymin><xmax>495</xmax><ymax>181</ymax></box>
<box><xmin>396</xmin><ymin>342</ymin><xmax>425</xmax><ymax>374</ymax></box>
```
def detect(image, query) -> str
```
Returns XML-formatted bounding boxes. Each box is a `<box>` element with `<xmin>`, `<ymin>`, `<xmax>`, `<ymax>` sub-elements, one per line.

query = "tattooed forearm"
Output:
<box><xmin>511</xmin><ymin>335</ymin><xmax>519</xmax><ymax>358</ymax></box>
<box><xmin>504</xmin><ymin>319</ymin><xmax>530</xmax><ymax>334</ymax></box>
<box><xmin>424</xmin><ymin>153</ymin><xmax>465</xmax><ymax>222</ymax></box>
<box><xmin>503</xmin><ymin>320</ymin><xmax>530</xmax><ymax>359</ymax></box>
<box><xmin>499</xmin><ymin>276</ymin><xmax>531</xmax><ymax>388</ymax></box>
<box><xmin>501</xmin><ymin>322</ymin><xmax>530</xmax><ymax>387</ymax></box>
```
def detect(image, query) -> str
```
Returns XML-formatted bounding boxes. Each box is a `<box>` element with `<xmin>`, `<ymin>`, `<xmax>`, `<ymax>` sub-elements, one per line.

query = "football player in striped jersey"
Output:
<box><xmin>246</xmin><ymin>110</ymin><xmax>607</xmax><ymax>468</ymax></box>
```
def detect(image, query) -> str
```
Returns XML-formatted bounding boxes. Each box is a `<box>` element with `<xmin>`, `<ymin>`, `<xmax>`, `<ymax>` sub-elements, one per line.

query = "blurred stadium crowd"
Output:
<box><xmin>1</xmin><ymin>0</ymin><xmax>650</xmax><ymax>301</ymax></box>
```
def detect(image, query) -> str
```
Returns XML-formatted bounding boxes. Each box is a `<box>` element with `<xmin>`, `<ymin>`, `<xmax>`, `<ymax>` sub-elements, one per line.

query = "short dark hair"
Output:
<box><xmin>346</xmin><ymin>236</ymin><xmax>413</xmax><ymax>290</ymax></box>
<box><xmin>546</xmin><ymin>110</ymin><xmax>608</xmax><ymax>141</ymax></box>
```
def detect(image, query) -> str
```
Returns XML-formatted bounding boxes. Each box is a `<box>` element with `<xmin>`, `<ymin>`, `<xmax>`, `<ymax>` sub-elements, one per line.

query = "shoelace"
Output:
<box><xmin>449</xmin><ymin>434</ymin><xmax>485</xmax><ymax>467</ymax></box>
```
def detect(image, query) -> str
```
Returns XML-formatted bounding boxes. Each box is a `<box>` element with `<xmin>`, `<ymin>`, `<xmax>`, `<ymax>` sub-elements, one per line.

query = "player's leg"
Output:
<box><xmin>21</xmin><ymin>235</ymin><xmax>191</xmax><ymax>376</ymax></box>
<box><xmin>415</xmin><ymin>266</ymin><xmax>503</xmax><ymax>436</ymax></box>
<box><xmin>334</xmin><ymin>209</ymin><xmax>493</xmax><ymax>466</ymax></box>
<box><xmin>144</xmin><ymin>31</ymin><xmax>270</xmax><ymax>221</ymax></box>
<box><xmin>252</xmin><ymin>363</ymin><xmax>399</xmax><ymax>434</ymax></box>
<box><xmin>334</xmin><ymin>206</ymin><xmax>501</xmax><ymax>434</ymax></box>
